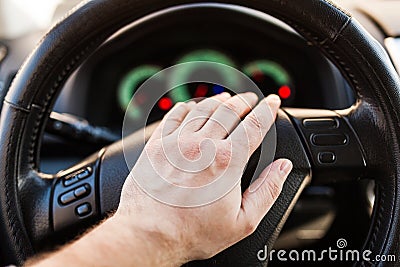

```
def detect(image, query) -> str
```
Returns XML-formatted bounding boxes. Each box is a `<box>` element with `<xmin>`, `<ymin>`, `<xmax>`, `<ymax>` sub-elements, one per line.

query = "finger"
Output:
<box><xmin>180</xmin><ymin>92</ymin><xmax>231</xmax><ymax>132</ymax></box>
<box><xmin>236</xmin><ymin>159</ymin><xmax>292</xmax><ymax>236</ymax></box>
<box><xmin>150</xmin><ymin>101</ymin><xmax>195</xmax><ymax>140</ymax></box>
<box><xmin>198</xmin><ymin>92</ymin><xmax>258</xmax><ymax>139</ymax></box>
<box><xmin>228</xmin><ymin>94</ymin><xmax>281</xmax><ymax>160</ymax></box>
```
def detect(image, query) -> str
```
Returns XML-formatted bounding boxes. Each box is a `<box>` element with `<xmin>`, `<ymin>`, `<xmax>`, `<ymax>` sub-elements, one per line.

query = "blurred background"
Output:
<box><xmin>0</xmin><ymin>0</ymin><xmax>80</xmax><ymax>38</ymax></box>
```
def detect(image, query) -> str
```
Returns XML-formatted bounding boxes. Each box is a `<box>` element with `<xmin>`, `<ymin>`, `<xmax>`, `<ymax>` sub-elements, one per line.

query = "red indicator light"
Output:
<box><xmin>195</xmin><ymin>84</ymin><xmax>208</xmax><ymax>97</ymax></box>
<box><xmin>158</xmin><ymin>97</ymin><xmax>173</xmax><ymax>111</ymax></box>
<box><xmin>278</xmin><ymin>85</ymin><xmax>292</xmax><ymax>99</ymax></box>
<box><xmin>252</xmin><ymin>70</ymin><xmax>264</xmax><ymax>82</ymax></box>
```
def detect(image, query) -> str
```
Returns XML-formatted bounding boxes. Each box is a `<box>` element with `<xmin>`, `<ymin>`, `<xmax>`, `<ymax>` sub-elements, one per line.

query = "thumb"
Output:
<box><xmin>236</xmin><ymin>159</ymin><xmax>293</xmax><ymax>235</ymax></box>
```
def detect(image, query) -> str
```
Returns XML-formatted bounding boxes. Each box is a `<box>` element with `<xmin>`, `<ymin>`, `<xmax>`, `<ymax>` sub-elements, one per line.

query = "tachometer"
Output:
<box><xmin>243</xmin><ymin>60</ymin><xmax>295</xmax><ymax>105</ymax></box>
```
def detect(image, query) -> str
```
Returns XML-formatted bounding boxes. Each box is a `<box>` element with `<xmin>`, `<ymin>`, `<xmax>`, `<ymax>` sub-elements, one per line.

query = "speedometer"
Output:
<box><xmin>170</xmin><ymin>49</ymin><xmax>237</xmax><ymax>99</ymax></box>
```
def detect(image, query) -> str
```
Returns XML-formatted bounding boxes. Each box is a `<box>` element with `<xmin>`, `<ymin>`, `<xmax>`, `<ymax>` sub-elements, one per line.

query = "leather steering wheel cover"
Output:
<box><xmin>0</xmin><ymin>0</ymin><xmax>399</xmax><ymax>265</ymax></box>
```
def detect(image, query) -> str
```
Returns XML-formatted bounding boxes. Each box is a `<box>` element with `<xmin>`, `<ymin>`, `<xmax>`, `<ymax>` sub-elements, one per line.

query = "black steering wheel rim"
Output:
<box><xmin>1</xmin><ymin>0</ymin><xmax>400</xmax><ymax>266</ymax></box>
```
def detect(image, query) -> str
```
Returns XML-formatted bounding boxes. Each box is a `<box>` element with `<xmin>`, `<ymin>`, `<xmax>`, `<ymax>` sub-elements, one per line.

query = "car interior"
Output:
<box><xmin>0</xmin><ymin>0</ymin><xmax>400</xmax><ymax>266</ymax></box>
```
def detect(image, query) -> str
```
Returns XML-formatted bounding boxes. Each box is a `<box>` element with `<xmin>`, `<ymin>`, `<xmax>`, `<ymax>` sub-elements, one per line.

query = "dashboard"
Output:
<box><xmin>56</xmin><ymin>4</ymin><xmax>354</xmax><ymax>134</ymax></box>
<box><xmin>117</xmin><ymin>50</ymin><xmax>296</xmax><ymax>125</ymax></box>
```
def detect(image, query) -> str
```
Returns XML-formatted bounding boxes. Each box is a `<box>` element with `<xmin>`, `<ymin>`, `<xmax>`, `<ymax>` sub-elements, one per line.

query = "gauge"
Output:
<box><xmin>117</xmin><ymin>65</ymin><xmax>162</xmax><ymax>120</ymax></box>
<box><xmin>243</xmin><ymin>60</ymin><xmax>295</xmax><ymax>105</ymax></box>
<box><xmin>177</xmin><ymin>49</ymin><xmax>235</xmax><ymax>65</ymax></box>
<box><xmin>170</xmin><ymin>49</ymin><xmax>237</xmax><ymax>100</ymax></box>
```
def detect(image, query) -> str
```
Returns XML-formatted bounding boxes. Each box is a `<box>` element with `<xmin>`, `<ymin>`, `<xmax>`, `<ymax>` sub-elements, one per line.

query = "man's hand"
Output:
<box><xmin>32</xmin><ymin>93</ymin><xmax>292</xmax><ymax>267</ymax></box>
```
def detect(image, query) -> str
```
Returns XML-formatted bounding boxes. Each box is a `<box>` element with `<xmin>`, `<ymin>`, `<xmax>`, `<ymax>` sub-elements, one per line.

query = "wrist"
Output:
<box><xmin>34</xmin><ymin>214</ymin><xmax>187</xmax><ymax>267</ymax></box>
<box><xmin>110</xmin><ymin>212</ymin><xmax>187</xmax><ymax>266</ymax></box>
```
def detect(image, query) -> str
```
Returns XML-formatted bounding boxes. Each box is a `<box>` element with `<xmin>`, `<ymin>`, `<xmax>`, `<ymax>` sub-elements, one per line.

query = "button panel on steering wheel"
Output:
<box><xmin>52</xmin><ymin>157</ymin><xmax>99</xmax><ymax>232</ymax></box>
<box><xmin>284</xmin><ymin>108</ymin><xmax>366</xmax><ymax>183</ymax></box>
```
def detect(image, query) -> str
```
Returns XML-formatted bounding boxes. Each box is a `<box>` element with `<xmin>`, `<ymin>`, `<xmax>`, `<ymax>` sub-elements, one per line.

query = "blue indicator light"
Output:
<box><xmin>212</xmin><ymin>85</ymin><xmax>225</xmax><ymax>94</ymax></box>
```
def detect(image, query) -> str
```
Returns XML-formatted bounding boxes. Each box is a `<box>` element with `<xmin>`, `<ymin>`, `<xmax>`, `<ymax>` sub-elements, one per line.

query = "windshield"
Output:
<box><xmin>0</xmin><ymin>0</ymin><xmax>80</xmax><ymax>38</ymax></box>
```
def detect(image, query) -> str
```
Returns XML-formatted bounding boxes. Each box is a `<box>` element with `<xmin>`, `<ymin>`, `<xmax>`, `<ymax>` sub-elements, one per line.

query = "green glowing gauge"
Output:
<box><xmin>118</xmin><ymin>65</ymin><xmax>161</xmax><ymax>120</ymax></box>
<box><xmin>177</xmin><ymin>49</ymin><xmax>236</xmax><ymax>66</ymax></box>
<box><xmin>243</xmin><ymin>60</ymin><xmax>295</xmax><ymax>102</ymax></box>
<box><xmin>171</xmin><ymin>50</ymin><xmax>237</xmax><ymax>102</ymax></box>
<box><xmin>242</xmin><ymin>60</ymin><xmax>291</xmax><ymax>85</ymax></box>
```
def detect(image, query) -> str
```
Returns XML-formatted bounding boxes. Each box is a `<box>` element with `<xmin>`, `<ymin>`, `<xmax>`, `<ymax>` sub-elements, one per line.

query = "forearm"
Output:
<box><xmin>29</xmin><ymin>215</ymin><xmax>185</xmax><ymax>267</ymax></box>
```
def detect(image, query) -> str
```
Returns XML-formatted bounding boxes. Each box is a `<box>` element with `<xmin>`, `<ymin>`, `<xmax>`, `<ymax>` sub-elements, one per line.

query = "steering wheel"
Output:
<box><xmin>1</xmin><ymin>0</ymin><xmax>400</xmax><ymax>266</ymax></box>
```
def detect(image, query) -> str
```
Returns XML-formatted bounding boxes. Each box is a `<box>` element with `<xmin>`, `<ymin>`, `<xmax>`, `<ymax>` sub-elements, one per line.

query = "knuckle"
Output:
<box><xmin>175</xmin><ymin>102</ymin><xmax>190</xmax><ymax>113</ymax></box>
<box><xmin>215</xmin><ymin>146</ymin><xmax>232</xmax><ymax>168</ymax></box>
<box><xmin>202</xmin><ymin>123</ymin><xmax>227</xmax><ymax>138</ymax></box>
<box><xmin>180</xmin><ymin>141</ymin><xmax>201</xmax><ymax>160</ymax></box>
<box><xmin>248</xmin><ymin>134</ymin><xmax>262</xmax><ymax>153</ymax></box>
<box><xmin>196</xmin><ymin>103</ymin><xmax>213</xmax><ymax>114</ymax></box>
<box><xmin>222</xmin><ymin>101</ymin><xmax>239</xmax><ymax>114</ymax></box>
<box><xmin>165</xmin><ymin>115</ymin><xmax>183</xmax><ymax>124</ymax></box>
<box><xmin>266</xmin><ymin>178</ymin><xmax>283</xmax><ymax>200</ymax></box>
<box><xmin>247</xmin><ymin>113</ymin><xmax>264</xmax><ymax>130</ymax></box>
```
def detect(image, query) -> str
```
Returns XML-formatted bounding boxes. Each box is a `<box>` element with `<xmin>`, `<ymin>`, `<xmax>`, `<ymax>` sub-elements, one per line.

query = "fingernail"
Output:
<box><xmin>266</xmin><ymin>94</ymin><xmax>281</xmax><ymax>111</ymax></box>
<box><xmin>279</xmin><ymin>160</ymin><xmax>293</xmax><ymax>176</ymax></box>
<box><xmin>220</xmin><ymin>92</ymin><xmax>231</xmax><ymax>97</ymax></box>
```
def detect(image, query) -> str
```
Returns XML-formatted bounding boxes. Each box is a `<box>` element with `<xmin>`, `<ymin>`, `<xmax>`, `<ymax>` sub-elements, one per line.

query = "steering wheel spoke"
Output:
<box><xmin>45</xmin><ymin>112</ymin><xmax>119</xmax><ymax>145</ymax></box>
<box><xmin>284</xmin><ymin>107</ymin><xmax>367</xmax><ymax>185</ymax></box>
<box><xmin>51</xmin><ymin>151</ymin><xmax>102</xmax><ymax>233</ymax></box>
